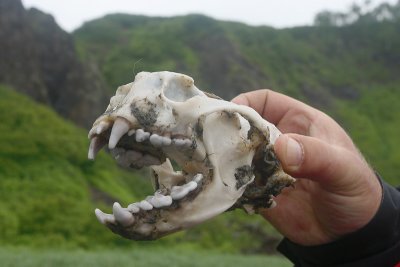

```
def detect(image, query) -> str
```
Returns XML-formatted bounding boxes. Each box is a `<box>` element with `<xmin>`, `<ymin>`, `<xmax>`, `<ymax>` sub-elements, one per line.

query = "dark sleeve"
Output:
<box><xmin>277</xmin><ymin>182</ymin><xmax>400</xmax><ymax>267</ymax></box>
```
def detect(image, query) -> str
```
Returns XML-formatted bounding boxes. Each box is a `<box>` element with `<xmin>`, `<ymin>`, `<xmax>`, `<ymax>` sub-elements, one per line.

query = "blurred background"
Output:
<box><xmin>0</xmin><ymin>0</ymin><xmax>399</xmax><ymax>266</ymax></box>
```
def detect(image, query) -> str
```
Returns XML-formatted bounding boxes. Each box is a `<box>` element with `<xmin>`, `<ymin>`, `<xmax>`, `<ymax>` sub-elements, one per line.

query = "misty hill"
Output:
<box><xmin>0</xmin><ymin>0</ymin><xmax>109</xmax><ymax>128</ymax></box>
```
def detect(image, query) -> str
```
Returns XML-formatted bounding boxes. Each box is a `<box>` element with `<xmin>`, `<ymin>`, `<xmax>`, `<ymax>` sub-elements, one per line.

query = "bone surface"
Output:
<box><xmin>88</xmin><ymin>71</ymin><xmax>295</xmax><ymax>241</ymax></box>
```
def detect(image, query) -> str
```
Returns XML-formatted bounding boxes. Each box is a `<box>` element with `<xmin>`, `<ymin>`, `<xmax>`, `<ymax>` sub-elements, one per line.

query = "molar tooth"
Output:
<box><xmin>149</xmin><ymin>134</ymin><xmax>163</xmax><ymax>147</ymax></box>
<box><xmin>173</xmin><ymin>138</ymin><xmax>192</xmax><ymax>148</ymax></box>
<box><xmin>192</xmin><ymin>173</ymin><xmax>203</xmax><ymax>183</ymax></box>
<box><xmin>148</xmin><ymin>193</ymin><xmax>173</xmax><ymax>208</ymax></box>
<box><xmin>183</xmin><ymin>181</ymin><xmax>198</xmax><ymax>192</ymax></box>
<box><xmin>113</xmin><ymin>202</ymin><xmax>135</xmax><ymax>226</ymax></box>
<box><xmin>88</xmin><ymin>137</ymin><xmax>106</xmax><ymax>160</ymax></box>
<box><xmin>138</xmin><ymin>200</ymin><xmax>153</xmax><ymax>210</ymax></box>
<box><xmin>161</xmin><ymin>136</ymin><xmax>172</xmax><ymax>146</ymax></box>
<box><xmin>170</xmin><ymin>185</ymin><xmax>189</xmax><ymax>200</ymax></box>
<box><xmin>127</xmin><ymin>203</ymin><xmax>140</xmax><ymax>213</ymax></box>
<box><xmin>95</xmin><ymin>209</ymin><xmax>116</xmax><ymax>225</ymax></box>
<box><xmin>135</xmin><ymin>129</ymin><xmax>150</xmax><ymax>142</ymax></box>
<box><xmin>109</xmin><ymin>118</ymin><xmax>130</xmax><ymax>149</ymax></box>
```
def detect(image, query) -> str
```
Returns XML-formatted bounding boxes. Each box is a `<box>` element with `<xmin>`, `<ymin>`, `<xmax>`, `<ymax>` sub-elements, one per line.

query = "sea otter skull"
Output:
<box><xmin>88</xmin><ymin>71</ymin><xmax>295</xmax><ymax>240</ymax></box>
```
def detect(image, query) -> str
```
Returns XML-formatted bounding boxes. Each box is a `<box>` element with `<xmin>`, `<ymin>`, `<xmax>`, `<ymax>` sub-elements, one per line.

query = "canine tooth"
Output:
<box><xmin>128</xmin><ymin>129</ymin><xmax>136</xmax><ymax>136</ymax></box>
<box><xmin>138</xmin><ymin>200</ymin><xmax>153</xmax><ymax>210</ymax></box>
<box><xmin>109</xmin><ymin>118</ymin><xmax>130</xmax><ymax>149</ymax></box>
<box><xmin>97</xmin><ymin>121</ymin><xmax>111</xmax><ymax>135</ymax></box>
<box><xmin>148</xmin><ymin>193</ymin><xmax>172</xmax><ymax>208</ymax></box>
<box><xmin>127</xmin><ymin>203</ymin><xmax>140</xmax><ymax>213</ymax></box>
<box><xmin>113</xmin><ymin>202</ymin><xmax>135</xmax><ymax>226</ymax></box>
<box><xmin>136</xmin><ymin>129</ymin><xmax>150</xmax><ymax>142</ymax></box>
<box><xmin>95</xmin><ymin>209</ymin><xmax>116</xmax><ymax>225</ymax></box>
<box><xmin>170</xmin><ymin>185</ymin><xmax>189</xmax><ymax>200</ymax></box>
<box><xmin>88</xmin><ymin>137</ymin><xmax>106</xmax><ymax>160</ymax></box>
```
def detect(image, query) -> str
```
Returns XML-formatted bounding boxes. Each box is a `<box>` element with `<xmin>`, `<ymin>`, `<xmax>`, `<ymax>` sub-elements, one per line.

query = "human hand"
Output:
<box><xmin>232</xmin><ymin>90</ymin><xmax>382</xmax><ymax>246</ymax></box>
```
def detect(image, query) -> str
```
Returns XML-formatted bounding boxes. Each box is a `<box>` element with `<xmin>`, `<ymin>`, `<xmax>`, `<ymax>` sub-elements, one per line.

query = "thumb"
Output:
<box><xmin>274</xmin><ymin>134</ymin><xmax>361</xmax><ymax>189</ymax></box>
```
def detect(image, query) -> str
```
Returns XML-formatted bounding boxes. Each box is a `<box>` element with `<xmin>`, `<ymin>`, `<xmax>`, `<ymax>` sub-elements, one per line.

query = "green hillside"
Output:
<box><xmin>0</xmin><ymin>85</ymin><xmax>151</xmax><ymax>247</ymax></box>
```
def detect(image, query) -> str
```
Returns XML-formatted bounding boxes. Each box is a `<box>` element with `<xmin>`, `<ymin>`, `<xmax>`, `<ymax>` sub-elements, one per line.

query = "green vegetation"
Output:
<box><xmin>0</xmin><ymin>247</ymin><xmax>291</xmax><ymax>267</ymax></box>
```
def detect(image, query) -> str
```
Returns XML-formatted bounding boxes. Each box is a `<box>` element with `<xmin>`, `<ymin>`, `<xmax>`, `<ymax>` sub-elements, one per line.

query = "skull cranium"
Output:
<box><xmin>88</xmin><ymin>71</ymin><xmax>295</xmax><ymax>240</ymax></box>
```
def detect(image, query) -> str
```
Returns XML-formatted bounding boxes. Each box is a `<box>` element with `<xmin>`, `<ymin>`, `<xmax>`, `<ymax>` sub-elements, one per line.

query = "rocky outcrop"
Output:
<box><xmin>0</xmin><ymin>0</ymin><xmax>109</xmax><ymax>128</ymax></box>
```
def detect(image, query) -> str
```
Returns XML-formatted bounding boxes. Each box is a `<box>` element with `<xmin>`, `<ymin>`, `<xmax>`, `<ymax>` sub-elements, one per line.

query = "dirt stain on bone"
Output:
<box><xmin>130</xmin><ymin>99</ymin><xmax>159</xmax><ymax>128</ymax></box>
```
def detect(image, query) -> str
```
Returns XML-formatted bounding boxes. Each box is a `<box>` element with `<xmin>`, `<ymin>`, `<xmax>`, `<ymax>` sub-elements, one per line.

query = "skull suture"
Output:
<box><xmin>88</xmin><ymin>71</ymin><xmax>295</xmax><ymax>240</ymax></box>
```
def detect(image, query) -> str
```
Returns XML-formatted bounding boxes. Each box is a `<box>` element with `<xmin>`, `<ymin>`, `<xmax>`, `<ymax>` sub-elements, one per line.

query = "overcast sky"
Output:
<box><xmin>22</xmin><ymin>0</ymin><xmax>398</xmax><ymax>32</ymax></box>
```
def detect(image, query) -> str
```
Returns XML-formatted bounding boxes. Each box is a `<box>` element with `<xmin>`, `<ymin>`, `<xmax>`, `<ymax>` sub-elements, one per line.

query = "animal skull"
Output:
<box><xmin>88</xmin><ymin>71</ymin><xmax>295</xmax><ymax>240</ymax></box>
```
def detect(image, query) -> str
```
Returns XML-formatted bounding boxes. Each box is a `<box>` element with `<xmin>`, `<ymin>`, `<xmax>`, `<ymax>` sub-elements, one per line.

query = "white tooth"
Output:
<box><xmin>170</xmin><ymin>185</ymin><xmax>189</xmax><ymax>200</ymax></box>
<box><xmin>161</xmin><ymin>136</ymin><xmax>172</xmax><ymax>146</ymax></box>
<box><xmin>183</xmin><ymin>181</ymin><xmax>197</xmax><ymax>192</ymax></box>
<box><xmin>173</xmin><ymin>138</ymin><xmax>192</xmax><ymax>148</ymax></box>
<box><xmin>148</xmin><ymin>193</ymin><xmax>172</xmax><ymax>208</ymax></box>
<box><xmin>95</xmin><ymin>209</ymin><xmax>116</xmax><ymax>225</ymax></box>
<box><xmin>141</xmin><ymin>154</ymin><xmax>161</xmax><ymax>166</ymax></box>
<box><xmin>88</xmin><ymin>137</ymin><xmax>106</xmax><ymax>160</ymax></box>
<box><xmin>88</xmin><ymin>127</ymin><xmax>97</xmax><ymax>139</ymax></box>
<box><xmin>113</xmin><ymin>202</ymin><xmax>135</xmax><ymax>226</ymax></box>
<box><xmin>192</xmin><ymin>173</ymin><xmax>203</xmax><ymax>183</ymax></box>
<box><xmin>97</xmin><ymin>121</ymin><xmax>111</xmax><ymax>135</ymax></box>
<box><xmin>135</xmin><ymin>129</ymin><xmax>150</xmax><ymax>142</ymax></box>
<box><xmin>138</xmin><ymin>200</ymin><xmax>153</xmax><ymax>210</ymax></box>
<box><xmin>128</xmin><ymin>129</ymin><xmax>136</xmax><ymax>136</ymax></box>
<box><xmin>109</xmin><ymin>118</ymin><xmax>130</xmax><ymax>149</ymax></box>
<box><xmin>127</xmin><ymin>203</ymin><xmax>140</xmax><ymax>213</ymax></box>
<box><xmin>149</xmin><ymin>134</ymin><xmax>163</xmax><ymax>147</ymax></box>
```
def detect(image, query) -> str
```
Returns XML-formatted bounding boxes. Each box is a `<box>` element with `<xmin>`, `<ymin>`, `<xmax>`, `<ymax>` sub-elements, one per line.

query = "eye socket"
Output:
<box><xmin>163</xmin><ymin>77</ymin><xmax>201</xmax><ymax>102</ymax></box>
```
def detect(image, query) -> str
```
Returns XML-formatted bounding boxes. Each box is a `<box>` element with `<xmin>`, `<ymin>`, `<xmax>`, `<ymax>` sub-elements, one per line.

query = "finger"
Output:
<box><xmin>232</xmin><ymin>89</ymin><xmax>317</xmax><ymax>126</ymax></box>
<box><xmin>274</xmin><ymin>134</ymin><xmax>368</xmax><ymax>191</ymax></box>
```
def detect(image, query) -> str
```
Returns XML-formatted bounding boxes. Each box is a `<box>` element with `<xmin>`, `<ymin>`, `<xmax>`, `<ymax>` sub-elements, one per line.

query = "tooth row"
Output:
<box><xmin>95</xmin><ymin>177</ymin><xmax>201</xmax><ymax>227</ymax></box>
<box><xmin>88</xmin><ymin>117</ymin><xmax>193</xmax><ymax>160</ymax></box>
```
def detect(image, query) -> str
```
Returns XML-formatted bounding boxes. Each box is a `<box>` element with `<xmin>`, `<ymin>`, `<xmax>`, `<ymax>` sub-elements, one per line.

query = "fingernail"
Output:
<box><xmin>285</xmin><ymin>137</ymin><xmax>303</xmax><ymax>167</ymax></box>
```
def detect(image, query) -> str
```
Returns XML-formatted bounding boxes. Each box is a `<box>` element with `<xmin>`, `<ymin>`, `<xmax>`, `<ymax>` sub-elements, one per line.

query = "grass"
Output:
<box><xmin>0</xmin><ymin>247</ymin><xmax>292</xmax><ymax>267</ymax></box>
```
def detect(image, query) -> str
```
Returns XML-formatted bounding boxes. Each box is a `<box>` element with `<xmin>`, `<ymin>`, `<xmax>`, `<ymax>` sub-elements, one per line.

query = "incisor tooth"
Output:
<box><xmin>95</xmin><ymin>209</ymin><xmax>116</xmax><ymax>225</ymax></box>
<box><xmin>109</xmin><ymin>118</ymin><xmax>130</xmax><ymax>149</ymax></box>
